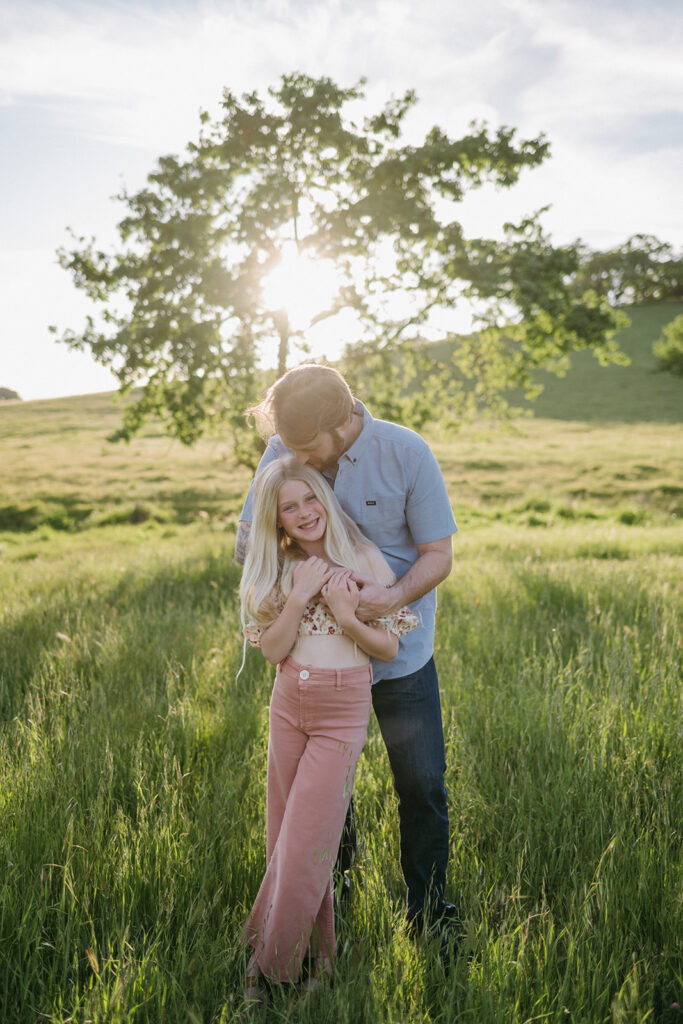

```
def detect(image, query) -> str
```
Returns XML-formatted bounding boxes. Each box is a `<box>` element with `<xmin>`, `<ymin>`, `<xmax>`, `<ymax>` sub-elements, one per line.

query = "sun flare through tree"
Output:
<box><xmin>260</xmin><ymin>240</ymin><xmax>344</xmax><ymax>367</ymax></box>
<box><xmin>54</xmin><ymin>73</ymin><xmax>624</xmax><ymax>467</ymax></box>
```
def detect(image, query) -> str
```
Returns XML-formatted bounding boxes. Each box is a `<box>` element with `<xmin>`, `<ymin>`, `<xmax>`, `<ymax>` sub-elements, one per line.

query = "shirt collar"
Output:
<box><xmin>340</xmin><ymin>400</ymin><xmax>374</xmax><ymax>465</ymax></box>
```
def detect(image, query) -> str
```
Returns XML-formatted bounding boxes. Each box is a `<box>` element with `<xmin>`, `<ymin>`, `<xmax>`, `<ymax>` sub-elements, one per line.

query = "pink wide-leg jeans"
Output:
<box><xmin>244</xmin><ymin>656</ymin><xmax>372</xmax><ymax>982</ymax></box>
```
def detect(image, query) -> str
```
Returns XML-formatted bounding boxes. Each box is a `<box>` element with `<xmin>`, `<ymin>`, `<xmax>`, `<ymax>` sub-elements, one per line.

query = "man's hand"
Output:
<box><xmin>352</xmin><ymin>574</ymin><xmax>395</xmax><ymax>620</ymax></box>
<box><xmin>353</xmin><ymin>537</ymin><xmax>453</xmax><ymax>620</ymax></box>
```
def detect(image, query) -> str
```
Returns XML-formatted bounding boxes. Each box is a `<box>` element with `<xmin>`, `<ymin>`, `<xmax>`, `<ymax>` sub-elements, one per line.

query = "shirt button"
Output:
<box><xmin>299</xmin><ymin>669</ymin><xmax>310</xmax><ymax>680</ymax></box>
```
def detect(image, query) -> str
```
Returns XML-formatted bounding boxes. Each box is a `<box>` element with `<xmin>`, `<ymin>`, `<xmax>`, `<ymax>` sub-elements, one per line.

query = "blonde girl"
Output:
<box><xmin>240</xmin><ymin>457</ymin><xmax>416</xmax><ymax>1001</ymax></box>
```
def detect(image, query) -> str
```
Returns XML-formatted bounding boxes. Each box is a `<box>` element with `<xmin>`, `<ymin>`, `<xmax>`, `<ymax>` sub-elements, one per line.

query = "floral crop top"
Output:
<box><xmin>245</xmin><ymin>590</ymin><xmax>419</xmax><ymax>649</ymax></box>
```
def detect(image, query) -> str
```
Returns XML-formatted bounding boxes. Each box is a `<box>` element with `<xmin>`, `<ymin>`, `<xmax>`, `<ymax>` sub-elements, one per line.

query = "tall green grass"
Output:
<box><xmin>1</xmin><ymin>523</ymin><xmax>680</xmax><ymax>1022</ymax></box>
<box><xmin>1</xmin><ymin>304</ymin><xmax>681</xmax><ymax>1020</ymax></box>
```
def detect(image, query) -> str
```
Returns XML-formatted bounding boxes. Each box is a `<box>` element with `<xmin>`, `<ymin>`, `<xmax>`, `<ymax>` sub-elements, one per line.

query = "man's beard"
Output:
<box><xmin>313</xmin><ymin>429</ymin><xmax>347</xmax><ymax>474</ymax></box>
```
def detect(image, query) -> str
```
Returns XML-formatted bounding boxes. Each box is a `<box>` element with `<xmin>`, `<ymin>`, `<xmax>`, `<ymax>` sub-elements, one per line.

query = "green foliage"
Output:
<box><xmin>653</xmin><ymin>313</ymin><xmax>683</xmax><ymax>376</ymax></box>
<box><xmin>0</xmin><ymin>387</ymin><xmax>21</xmax><ymax>401</ymax></box>
<box><xmin>53</xmin><ymin>73</ymin><xmax>625</xmax><ymax>465</ymax></box>
<box><xmin>574</xmin><ymin>233</ymin><xmax>683</xmax><ymax>306</ymax></box>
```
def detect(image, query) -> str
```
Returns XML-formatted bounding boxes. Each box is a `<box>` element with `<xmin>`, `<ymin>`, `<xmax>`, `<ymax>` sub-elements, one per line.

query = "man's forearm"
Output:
<box><xmin>234</xmin><ymin>520</ymin><xmax>251</xmax><ymax>565</ymax></box>
<box><xmin>355</xmin><ymin>538</ymin><xmax>453</xmax><ymax>620</ymax></box>
<box><xmin>389</xmin><ymin>548</ymin><xmax>453</xmax><ymax>612</ymax></box>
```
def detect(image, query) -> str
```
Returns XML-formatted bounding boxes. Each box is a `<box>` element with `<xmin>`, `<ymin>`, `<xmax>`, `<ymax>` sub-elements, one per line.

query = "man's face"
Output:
<box><xmin>281</xmin><ymin>428</ymin><xmax>348</xmax><ymax>473</ymax></box>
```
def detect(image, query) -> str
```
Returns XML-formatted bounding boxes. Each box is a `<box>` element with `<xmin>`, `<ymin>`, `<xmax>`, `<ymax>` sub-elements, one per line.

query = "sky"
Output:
<box><xmin>1</xmin><ymin>0</ymin><xmax>682</xmax><ymax>402</ymax></box>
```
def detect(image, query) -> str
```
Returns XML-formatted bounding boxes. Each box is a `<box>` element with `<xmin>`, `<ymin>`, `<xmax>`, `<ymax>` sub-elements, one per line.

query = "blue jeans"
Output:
<box><xmin>370</xmin><ymin>657</ymin><xmax>450</xmax><ymax>924</ymax></box>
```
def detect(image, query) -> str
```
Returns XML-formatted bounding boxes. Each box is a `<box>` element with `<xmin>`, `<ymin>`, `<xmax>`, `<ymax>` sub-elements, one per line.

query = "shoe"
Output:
<box><xmin>244</xmin><ymin>972</ymin><xmax>267</xmax><ymax>1006</ymax></box>
<box><xmin>408</xmin><ymin>899</ymin><xmax>459</xmax><ymax>935</ymax></box>
<box><xmin>437</xmin><ymin>901</ymin><xmax>459</xmax><ymax>933</ymax></box>
<box><xmin>299</xmin><ymin>957</ymin><xmax>332</xmax><ymax>994</ymax></box>
<box><xmin>408</xmin><ymin>900</ymin><xmax>461</xmax><ymax>970</ymax></box>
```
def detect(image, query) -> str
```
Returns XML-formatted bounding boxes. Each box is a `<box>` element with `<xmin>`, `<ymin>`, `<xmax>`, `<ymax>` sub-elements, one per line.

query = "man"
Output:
<box><xmin>235</xmin><ymin>364</ymin><xmax>457</xmax><ymax>937</ymax></box>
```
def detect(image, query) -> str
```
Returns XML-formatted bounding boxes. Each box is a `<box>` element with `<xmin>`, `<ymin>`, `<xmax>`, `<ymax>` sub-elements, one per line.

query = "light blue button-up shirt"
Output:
<box><xmin>240</xmin><ymin>401</ymin><xmax>457</xmax><ymax>681</ymax></box>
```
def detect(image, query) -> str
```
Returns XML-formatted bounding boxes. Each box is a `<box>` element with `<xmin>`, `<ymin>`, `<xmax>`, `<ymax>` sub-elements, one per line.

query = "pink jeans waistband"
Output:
<box><xmin>278</xmin><ymin>656</ymin><xmax>372</xmax><ymax>688</ymax></box>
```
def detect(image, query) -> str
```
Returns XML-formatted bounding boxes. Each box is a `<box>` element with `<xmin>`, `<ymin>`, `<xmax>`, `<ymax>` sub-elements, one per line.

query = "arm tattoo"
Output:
<box><xmin>234</xmin><ymin>520</ymin><xmax>252</xmax><ymax>565</ymax></box>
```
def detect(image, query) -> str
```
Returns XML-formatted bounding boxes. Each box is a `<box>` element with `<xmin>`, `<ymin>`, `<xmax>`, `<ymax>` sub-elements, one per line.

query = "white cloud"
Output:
<box><xmin>2</xmin><ymin>0</ymin><xmax>680</xmax><ymax>157</ymax></box>
<box><xmin>0</xmin><ymin>1</ymin><xmax>551</xmax><ymax>149</ymax></box>
<box><xmin>1</xmin><ymin>0</ymin><xmax>682</xmax><ymax>400</ymax></box>
<box><xmin>457</xmin><ymin>136</ymin><xmax>683</xmax><ymax>248</ymax></box>
<box><xmin>502</xmin><ymin>0</ymin><xmax>683</xmax><ymax>135</ymax></box>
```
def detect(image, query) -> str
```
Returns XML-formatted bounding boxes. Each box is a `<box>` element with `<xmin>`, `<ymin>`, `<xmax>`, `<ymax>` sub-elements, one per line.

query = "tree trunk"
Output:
<box><xmin>274</xmin><ymin>310</ymin><xmax>291</xmax><ymax>377</ymax></box>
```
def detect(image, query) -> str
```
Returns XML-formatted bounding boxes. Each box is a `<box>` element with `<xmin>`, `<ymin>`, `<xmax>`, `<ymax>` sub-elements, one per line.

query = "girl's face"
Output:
<box><xmin>276</xmin><ymin>479</ymin><xmax>328</xmax><ymax>548</ymax></box>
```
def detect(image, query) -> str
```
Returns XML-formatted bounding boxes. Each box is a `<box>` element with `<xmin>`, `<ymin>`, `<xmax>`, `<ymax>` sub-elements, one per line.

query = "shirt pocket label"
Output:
<box><xmin>357</xmin><ymin>497</ymin><xmax>407</xmax><ymax>545</ymax></box>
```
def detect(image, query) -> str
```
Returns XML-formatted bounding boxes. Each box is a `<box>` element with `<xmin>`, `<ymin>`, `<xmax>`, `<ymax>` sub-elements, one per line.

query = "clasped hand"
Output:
<box><xmin>291</xmin><ymin>556</ymin><xmax>335</xmax><ymax>604</ymax></box>
<box><xmin>291</xmin><ymin>558</ymin><xmax>363</xmax><ymax>624</ymax></box>
<box><xmin>350</xmin><ymin>573</ymin><xmax>395</xmax><ymax>620</ymax></box>
<box><xmin>321</xmin><ymin>570</ymin><xmax>360</xmax><ymax>624</ymax></box>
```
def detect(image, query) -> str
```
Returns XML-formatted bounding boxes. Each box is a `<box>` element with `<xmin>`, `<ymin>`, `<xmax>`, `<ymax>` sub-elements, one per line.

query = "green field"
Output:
<box><xmin>0</xmin><ymin>304</ymin><xmax>681</xmax><ymax>1022</ymax></box>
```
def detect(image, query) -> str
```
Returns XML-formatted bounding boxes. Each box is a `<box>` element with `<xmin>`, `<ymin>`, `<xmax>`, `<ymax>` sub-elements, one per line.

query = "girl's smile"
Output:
<box><xmin>277</xmin><ymin>479</ymin><xmax>328</xmax><ymax>549</ymax></box>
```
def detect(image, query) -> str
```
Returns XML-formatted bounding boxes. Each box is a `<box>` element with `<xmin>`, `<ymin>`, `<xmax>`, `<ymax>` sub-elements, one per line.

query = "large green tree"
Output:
<box><xmin>54</xmin><ymin>73</ymin><xmax>624</xmax><ymax>466</ymax></box>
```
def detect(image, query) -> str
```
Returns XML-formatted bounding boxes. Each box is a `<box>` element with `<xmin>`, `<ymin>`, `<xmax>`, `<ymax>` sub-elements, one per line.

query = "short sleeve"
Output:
<box><xmin>405</xmin><ymin>443</ymin><xmax>457</xmax><ymax>545</ymax></box>
<box><xmin>374</xmin><ymin>606</ymin><xmax>420</xmax><ymax>638</ymax></box>
<box><xmin>244</xmin><ymin>587</ymin><xmax>283</xmax><ymax>648</ymax></box>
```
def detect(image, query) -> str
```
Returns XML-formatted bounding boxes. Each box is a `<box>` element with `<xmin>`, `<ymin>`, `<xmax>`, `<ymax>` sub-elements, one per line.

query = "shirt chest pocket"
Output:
<box><xmin>356</xmin><ymin>496</ymin><xmax>407</xmax><ymax>545</ymax></box>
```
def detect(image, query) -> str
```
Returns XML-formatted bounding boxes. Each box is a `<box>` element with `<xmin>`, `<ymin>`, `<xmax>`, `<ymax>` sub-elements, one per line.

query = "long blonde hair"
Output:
<box><xmin>239</xmin><ymin>458</ymin><xmax>369</xmax><ymax>630</ymax></box>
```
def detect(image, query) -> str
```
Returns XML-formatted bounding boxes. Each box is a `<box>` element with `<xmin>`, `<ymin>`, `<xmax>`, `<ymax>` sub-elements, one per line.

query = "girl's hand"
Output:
<box><xmin>291</xmin><ymin>556</ymin><xmax>334</xmax><ymax>604</ymax></box>
<box><xmin>321</xmin><ymin>571</ymin><xmax>360</xmax><ymax>625</ymax></box>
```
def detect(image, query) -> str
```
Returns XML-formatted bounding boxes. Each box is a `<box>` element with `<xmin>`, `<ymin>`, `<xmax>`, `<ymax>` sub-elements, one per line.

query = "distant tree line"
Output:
<box><xmin>0</xmin><ymin>388</ymin><xmax>21</xmax><ymax>401</ymax></box>
<box><xmin>574</xmin><ymin>234</ymin><xmax>682</xmax><ymax>306</ymax></box>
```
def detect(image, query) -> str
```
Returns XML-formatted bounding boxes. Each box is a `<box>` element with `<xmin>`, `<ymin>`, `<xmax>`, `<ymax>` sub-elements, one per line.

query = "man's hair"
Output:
<box><xmin>246</xmin><ymin>364</ymin><xmax>355</xmax><ymax>444</ymax></box>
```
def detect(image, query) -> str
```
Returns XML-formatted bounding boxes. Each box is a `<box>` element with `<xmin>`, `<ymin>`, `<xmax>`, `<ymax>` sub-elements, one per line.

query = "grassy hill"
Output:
<box><xmin>0</xmin><ymin>302</ymin><xmax>681</xmax><ymax>537</ymax></box>
<box><xmin>526</xmin><ymin>300</ymin><xmax>683</xmax><ymax>422</ymax></box>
